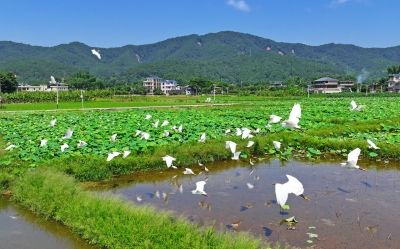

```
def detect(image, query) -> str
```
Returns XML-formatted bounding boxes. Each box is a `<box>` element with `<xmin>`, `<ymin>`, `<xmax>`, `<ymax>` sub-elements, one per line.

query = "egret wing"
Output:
<box><xmin>288</xmin><ymin>104</ymin><xmax>301</xmax><ymax>123</ymax></box>
<box><xmin>367</xmin><ymin>139</ymin><xmax>377</xmax><ymax>148</ymax></box>
<box><xmin>275</xmin><ymin>183</ymin><xmax>289</xmax><ymax>206</ymax></box>
<box><xmin>347</xmin><ymin>148</ymin><xmax>361</xmax><ymax>165</ymax></box>
<box><xmin>350</xmin><ymin>100</ymin><xmax>357</xmax><ymax>109</ymax></box>
<box><xmin>195</xmin><ymin>181</ymin><xmax>206</xmax><ymax>192</ymax></box>
<box><xmin>285</xmin><ymin>175</ymin><xmax>304</xmax><ymax>196</ymax></box>
<box><xmin>229</xmin><ymin>142</ymin><xmax>237</xmax><ymax>154</ymax></box>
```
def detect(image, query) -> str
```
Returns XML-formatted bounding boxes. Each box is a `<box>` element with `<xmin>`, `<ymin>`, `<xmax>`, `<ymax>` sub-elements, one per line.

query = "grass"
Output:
<box><xmin>11</xmin><ymin>169</ymin><xmax>273</xmax><ymax>249</ymax></box>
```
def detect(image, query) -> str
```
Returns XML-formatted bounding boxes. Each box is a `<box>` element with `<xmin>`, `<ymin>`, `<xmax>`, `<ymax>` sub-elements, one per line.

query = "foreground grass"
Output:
<box><xmin>11</xmin><ymin>169</ymin><xmax>271</xmax><ymax>249</ymax></box>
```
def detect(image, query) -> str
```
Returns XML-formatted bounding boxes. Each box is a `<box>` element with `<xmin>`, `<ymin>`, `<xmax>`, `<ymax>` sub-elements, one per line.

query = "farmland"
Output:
<box><xmin>1</xmin><ymin>95</ymin><xmax>400</xmax><ymax>248</ymax></box>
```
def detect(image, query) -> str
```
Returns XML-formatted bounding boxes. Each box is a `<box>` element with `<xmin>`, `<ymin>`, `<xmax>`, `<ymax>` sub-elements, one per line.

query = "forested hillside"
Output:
<box><xmin>1</xmin><ymin>31</ymin><xmax>399</xmax><ymax>84</ymax></box>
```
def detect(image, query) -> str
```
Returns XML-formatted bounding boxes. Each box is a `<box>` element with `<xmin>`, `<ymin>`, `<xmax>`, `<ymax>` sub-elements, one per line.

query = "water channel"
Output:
<box><xmin>88</xmin><ymin>156</ymin><xmax>399</xmax><ymax>249</ymax></box>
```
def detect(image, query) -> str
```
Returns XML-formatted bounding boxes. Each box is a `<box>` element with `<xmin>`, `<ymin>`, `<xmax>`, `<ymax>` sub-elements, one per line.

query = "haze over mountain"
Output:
<box><xmin>1</xmin><ymin>31</ymin><xmax>399</xmax><ymax>84</ymax></box>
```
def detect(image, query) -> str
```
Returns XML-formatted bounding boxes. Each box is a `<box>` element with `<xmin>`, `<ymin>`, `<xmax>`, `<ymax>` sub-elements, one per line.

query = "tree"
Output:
<box><xmin>65</xmin><ymin>71</ymin><xmax>105</xmax><ymax>90</ymax></box>
<box><xmin>386</xmin><ymin>65</ymin><xmax>400</xmax><ymax>74</ymax></box>
<box><xmin>0</xmin><ymin>72</ymin><xmax>18</xmax><ymax>93</ymax></box>
<box><xmin>153</xmin><ymin>88</ymin><xmax>164</xmax><ymax>95</ymax></box>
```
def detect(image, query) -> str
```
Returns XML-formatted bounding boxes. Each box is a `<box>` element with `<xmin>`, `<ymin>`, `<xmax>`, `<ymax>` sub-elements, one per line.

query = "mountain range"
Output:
<box><xmin>0</xmin><ymin>31</ymin><xmax>399</xmax><ymax>84</ymax></box>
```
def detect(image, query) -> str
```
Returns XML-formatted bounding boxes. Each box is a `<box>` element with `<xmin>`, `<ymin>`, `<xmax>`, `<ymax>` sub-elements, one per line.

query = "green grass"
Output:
<box><xmin>11</xmin><ymin>169</ymin><xmax>273</xmax><ymax>249</ymax></box>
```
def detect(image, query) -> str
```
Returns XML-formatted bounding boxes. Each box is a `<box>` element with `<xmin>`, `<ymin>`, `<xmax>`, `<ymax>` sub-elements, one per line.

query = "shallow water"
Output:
<box><xmin>0</xmin><ymin>196</ymin><xmax>96</xmax><ymax>249</ymax></box>
<box><xmin>90</xmin><ymin>156</ymin><xmax>400</xmax><ymax>249</ymax></box>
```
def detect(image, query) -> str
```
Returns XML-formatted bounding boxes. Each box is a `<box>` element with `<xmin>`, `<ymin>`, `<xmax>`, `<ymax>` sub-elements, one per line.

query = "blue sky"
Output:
<box><xmin>1</xmin><ymin>0</ymin><xmax>397</xmax><ymax>48</ymax></box>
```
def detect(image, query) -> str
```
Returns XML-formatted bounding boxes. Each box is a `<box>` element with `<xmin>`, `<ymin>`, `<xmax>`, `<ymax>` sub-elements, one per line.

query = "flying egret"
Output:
<box><xmin>247</xmin><ymin>183</ymin><xmax>254</xmax><ymax>189</ymax></box>
<box><xmin>161</xmin><ymin>120</ymin><xmax>169</xmax><ymax>127</ymax></box>
<box><xmin>136</xmin><ymin>195</ymin><xmax>143</xmax><ymax>202</ymax></box>
<box><xmin>141</xmin><ymin>132</ymin><xmax>150</xmax><ymax>140</ymax></box>
<box><xmin>192</xmin><ymin>181</ymin><xmax>208</xmax><ymax>196</ymax></box>
<box><xmin>178</xmin><ymin>124</ymin><xmax>183</xmax><ymax>132</ymax></box>
<box><xmin>110</xmin><ymin>134</ymin><xmax>117</xmax><ymax>142</ymax></box>
<box><xmin>273</xmin><ymin>141</ymin><xmax>281</xmax><ymax>149</ymax></box>
<box><xmin>274</xmin><ymin>175</ymin><xmax>311</xmax><ymax>207</ymax></box>
<box><xmin>107</xmin><ymin>151</ymin><xmax>121</xmax><ymax>161</ymax></box>
<box><xmin>367</xmin><ymin>139</ymin><xmax>379</xmax><ymax>149</ymax></box>
<box><xmin>236</xmin><ymin>128</ymin><xmax>242</xmax><ymax>136</ymax></box>
<box><xmin>198</xmin><ymin>133</ymin><xmax>206</xmax><ymax>143</ymax></box>
<box><xmin>91</xmin><ymin>49</ymin><xmax>101</xmax><ymax>59</ymax></box>
<box><xmin>5</xmin><ymin>144</ymin><xmax>18</xmax><ymax>150</ymax></box>
<box><xmin>60</xmin><ymin>143</ymin><xmax>69</xmax><ymax>152</ymax></box>
<box><xmin>135</xmin><ymin>130</ymin><xmax>142</xmax><ymax>136</ymax></box>
<box><xmin>232</xmin><ymin>151</ymin><xmax>241</xmax><ymax>160</ymax></box>
<box><xmin>281</xmin><ymin>103</ymin><xmax>305</xmax><ymax>132</ymax></box>
<box><xmin>225</xmin><ymin>129</ymin><xmax>231</xmax><ymax>134</ymax></box>
<box><xmin>162</xmin><ymin>155</ymin><xmax>176</xmax><ymax>168</ymax></box>
<box><xmin>49</xmin><ymin>119</ymin><xmax>56</xmax><ymax>127</ymax></box>
<box><xmin>145</xmin><ymin>114</ymin><xmax>152</xmax><ymax>120</ymax></box>
<box><xmin>242</xmin><ymin>128</ymin><xmax>251</xmax><ymax>139</ymax></box>
<box><xmin>40</xmin><ymin>140</ymin><xmax>48</xmax><ymax>147</ymax></box>
<box><xmin>350</xmin><ymin>100</ymin><xmax>364</xmax><ymax>111</ymax></box>
<box><xmin>340</xmin><ymin>148</ymin><xmax>365</xmax><ymax>170</ymax></box>
<box><xmin>78</xmin><ymin>140</ymin><xmax>87</xmax><ymax>147</ymax></box>
<box><xmin>163</xmin><ymin>130</ymin><xmax>169</xmax><ymax>137</ymax></box>
<box><xmin>152</xmin><ymin>120</ymin><xmax>159</xmax><ymax>128</ymax></box>
<box><xmin>269</xmin><ymin>115</ymin><xmax>282</xmax><ymax>123</ymax></box>
<box><xmin>226</xmin><ymin>141</ymin><xmax>237</xmax><ymax>154</ymax></box>
<box><xmin>247</xmin><ymin>141</ymin><xmax>255</xmax><ymax>147</ymax></box>
<box><xmin>62</xmin><ymin>128</ymin><xmax>73</xmax><ymax>139</ymax></box>
<box><xmin>49</xmin><ymin>76</ymin><xmax>56</xmax><ymax>85</ymax></box>
<box><xmin>183</xmin><ymin>168</ymin><xmax>195</xmax><ymax>175</ymax></box>
<box><xmin>204</xmin><ymin>166</ymin><xmax>209</xmax><ymax>172</ymax></box>
<box><xmin>123</xmin><ymin>151</ymin><xmax>131</xmax><ymax>158</ymax></box>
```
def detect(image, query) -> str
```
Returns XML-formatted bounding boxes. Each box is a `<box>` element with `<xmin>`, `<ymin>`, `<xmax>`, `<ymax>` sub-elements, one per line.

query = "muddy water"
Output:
<box><xmin>0</xmin><ymin>196</ymin><xmax>96</xmax><ymax>249</ymax></box>
<box><xmin>90</xmin><ymin>157</ymin><xmax>400</xmax><ymax>249</ymax></box>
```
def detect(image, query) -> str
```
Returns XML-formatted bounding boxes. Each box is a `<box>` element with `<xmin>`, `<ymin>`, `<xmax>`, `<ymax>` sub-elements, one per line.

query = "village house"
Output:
<box><xmin>387</xmin><ymin>74</ymin><xmax>400</xmax><ymax>93</ymax></box>
<box><xmin>18</xmin><ymin>83</ymin><xmax>69</xmax><ymax>92</ymax></box>
<box><xmin>311</xmin><ymin>77</ymin><xmax>355</xmax><ymax>93</ymax></box>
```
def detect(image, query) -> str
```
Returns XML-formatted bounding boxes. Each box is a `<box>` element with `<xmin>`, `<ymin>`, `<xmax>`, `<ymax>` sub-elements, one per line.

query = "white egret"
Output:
<box><xmin>281</xmin><ymin>103</ymin><xmax>305</xmax><ymax>132</ymax></box>
<box><xmin>107</xmin><ymin>151</ymin><xmax>121</xmax><ymax>161</ymax></box>
<box><xmin>163</xmin><ymin>130</ymin><xmax>169</xmax><ymax>137</ymax></box>
<box><xmin>110</xmin><ymin>134</ymin><xmax>117</xmax><ymax>142</ymax></box>
<box><xmin>136</xmin><ymin>195</ymin><xmax>143</xmax><ymax>202</ymax></box>
<box><xmin>162</xmin><ymin>155</ymin><xmax>176</xmax><ymax>168</ymax></box>
<box><xmin>247</xmin><ymin>141</ymin><xmax>255</xmax><ymax>147</ymax></box>
<box><xmin>183</xmin><ymin>168</ymin><xmax>195</xmax><ymax>175</ymax></box>
<box><xmin>254</xmin><ymin>128</ymin><xmax>260</xmax><ymax>133</ymax></box>
<box><xmin>350</xmin><ymin>100</ymin><xmax>364</xmax><ymax>111</ymax></box>
<box><xmin>232</xmin><ymin>151</ymin><xmax>241</xmax><ymax>160</ymax></box>
<box><xmin>226</xmin><ymin>141</ymin><xmax>237</xmax><ymax>154</ymax></box>
<box><xmin>91</xmin><ymin>49</ymin><xmax>101</xmax><ymax>59</ymax></box>
<box><xmin>49</xmin><ymin>119</ymin><xmax>56</xmax><ymax>127</ymax></box>
<box><xmin>60</xmin><ymin>143</ymin><xmax>69</xmax><ymax>152</ymax></box>
<box><xmin>273</xmin><ymin>141</ymin><xmax>281</xmax><ymax>149</ymax></box>
<box><xmin>191</xmin><ymin>181</ymin><xmax>208</xmax><ymax>196</ymax></box>
<box><xmin>198</xmin><ymin>133</ymin><xmax>206</xmax><ymax>143</ymax></box>
<box><xmin>145</xmin><ymin>114</ymin><xmax>152</xmax><ymax>120</ymax></box>
<box><xmin>154</xmin><ymin>190</ymin><xmax>160</xmax><ymax>198</ymax></box>
<box><xmin>78</xmin><ymin>140</ymin><xmax>87</xmax><ymax>147</ymax></box>
<box><xmin>62</xmin><ymin>128</ymin><xmax>73</xmax><ymax>139</ymax></box>
<box><xmin>274</xmin><ymin>175</ymin><xmax>310</xmax><ymax>207</ymax></box>
<box><xmin>225</xmin><ymin>129</ymin><xmax>231</xmax><ymax>134</ymax></box>
<box><xmin>161</xmin><ymin>120</ymin><xmax>169</xmax><ymax>127</ymax></box>
<box><xmin>242</xmin><ymin>128</ymin><xmax>251</xmax><ymax>139</ymax></box>
<box><xmin>141</xmin><ymin>132</ymin><xmax>150</xmax><ymax>140</ymax></box>
<box><xmin>250</xmin><ymin>159</ymin><xmax>254</xmax><ymax>166</ymax></box>
<box><xmin>40</xmin><ymin>140</ymin><xmax>48</xmax><ymax>147</ymax></box>
<box><xmin>135</xmin><ymin>130</ymin><xmax>142</xmax><ymax>136</ymax></box>
<box><xmin>178</xmin><ymin>124</ymin><xmax>183</xmax><ymax>132</ymax></box>
<box><xmin>204</xmin><ymin>166</ymin><xmax>209</xmax><ymax>172</ymax></box>
<box><xmin>49</xmin><ymin>76</ymin><xmax>56</xmax><ymax>85</ymax></box>
<box><xmin>5</xmin><ymin>144</ymin><xmax>18</xmax><ymax>150</ymax></box>
<box><xmin>198</xmin><ymin>160</ymin><xmax>203</xmax><ymax>166</ymax></box>
<box><xmin>340</xmin><ymin>148</ymin><xmax>365</xmax><ymax>170</ymax></box>
<box><xmin>152</xmin><ymin>120</ymin><xmax>159</xmax><ymax>128</ymax></box>
<box><xmin>269</xmin><ymin>115</ymin><xmax>282</xmax><ymax>123</ymax></box>
<box><xmin>123</xmin><ymin>151</ymin><xmax>131</xmax><ymax>158</ymax></box>
<box><xmin>367</xmin><ymin>139</ymin><xmax>379</xmax><ymax>149</ymax></box>
<box><xmin>247</xmin><ymin>183</ymin><xmax>254</xmax><ymax>189</ymax></box>
<box><xmin>235</xmin><ymin>128</ymin><xmax>242</xmax><ymax>136</ymax></box>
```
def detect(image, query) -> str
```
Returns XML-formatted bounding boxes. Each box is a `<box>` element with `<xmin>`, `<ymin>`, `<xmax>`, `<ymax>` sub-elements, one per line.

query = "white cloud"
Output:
<box><xmin>227</xmin><ymin>0</ymin><xmax>250</xmax><ymax>11</ymax></box>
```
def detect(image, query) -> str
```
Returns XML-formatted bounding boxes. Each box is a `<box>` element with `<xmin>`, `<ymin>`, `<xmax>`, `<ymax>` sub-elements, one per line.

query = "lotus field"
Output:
<box><xmin>0</xmin><ymin>97</ymin><xmax>399</xmax><ymax>184</ymax></box>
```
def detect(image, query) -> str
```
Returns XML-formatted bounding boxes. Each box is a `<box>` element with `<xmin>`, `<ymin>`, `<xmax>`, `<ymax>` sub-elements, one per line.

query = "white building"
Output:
<box><xmin>18</xmin><ymin>84</ymin><xmax>48</xmax><ymax>92</ymax></box>
<box><xmin>161</xmin><ymin>80</ymin><xmax>177</xmax><ymax>94</ymax></box>
<box><xmin>50</xmin><ymin>83</ymin><xmax>69</xmax><ymax>92</ymax></box>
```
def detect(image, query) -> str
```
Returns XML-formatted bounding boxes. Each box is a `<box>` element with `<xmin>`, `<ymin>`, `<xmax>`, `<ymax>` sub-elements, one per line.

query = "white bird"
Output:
<box><xmin>275</xmin><ymin>175</ymin><xmax>311</xmax><ymax>207</ymax></box>
<box><xmin>178</xmin><ymin>125</ymin><xmax>183</xmax><ymax>133</ymax></box>
<box><xmin>136</xmin><ymin>195</ymin><xmax>143</xmax><ymax>202</ymax></box>
<box><xmin>281</xmin><ymin>103</ymin><xmax>305</xmax><ymax>132</ymax></box>
<box><xmin>5</xmin><ymin>144</ymin><xmax>18</xmax><ymax>150</ymax></box>
<box><xmin>250</xmin><ymin>159</ymin><xmax>254</xmax><ymax>166</ymax></box>
<box><xmin>62</xmin><ymin>128</ymin><xmax>73</xmax><ymax>139</ymax></box>
<box><xmin>135</xmin><ymin>130</ymin><xmax>142</xmax><ymax>136</ymax></box>
<box><xmin>183</xmin><ymin>168</ymin><xmax>195</xmax><ymax>175</ymax></box>
<box><xmin>141</xmin><ymin>132</ymin><xmax>150</xmax><ymax>140</ymax></box>
<box><xmin>123</xmin><ymin>151</ymin><xmax>131</xmax><ymax>158</ymax></box>
<box><xmin>235</xmin><ymin>128</ymin><xmax>242</xmax><ymax>136</ymax></box>
<box><xmin>350</xmin><ymin>100</ymin><xmax>364</xmax><ymax>111</ymax></box>
<box><xmin>273</xmin><ymin>141</ymin><xmax>281</xmax><ymax>149</ymax></box>
<box><xmin>40</xmin><ymin>140</ymin><xmax>48</xmax><ymax>147</ymax></box>
<box><xmin>49</xmin><ymin>119</ymin><xmax>56</xmax><ymax>127</ymax></box>
<box><xmin>60</xmin><ymin>143</ymin><xmax>69</xmax><ymax>152</ymax></box>
<box><xmin>225</xmin><ymin>129</ymin><xmax>231</xmax><ymax>134</ymax></box>
<box><xmin>198</xmin><ymin>133</ymin><xmax>206</xmax><ymax>143</ymax></box>
<box><xmin>198</xmin><ymin>160</ymin><xmax>203</xmax><ymax>166</ymax></box>
<box><xmin>110</xmin><ymin>134</ymin><xmax>117</xmax><ymax>142</ymax></box>
<box><xmin>152</xmin><ymin>120</ymin><xmax>159</xmax><ymax>128</ymax></box>
<box><xmin>269</xmin><ymin>115</ymin><xmax>282</xmax><ymax>123</ymax></box>
<box><xmin>247</xmin><ymin>141</ymin><xmax>255</xmax><ymax>147</ymax></box>
<box><xmin>247</xmin><ymin>183</ymin><xmax>254</xmax><ymax>189</ymax></box>
<box><xmin>91</xmin><ymin>49</ymin><xmax>101</xmax><ymax>59</ymax></box>
<box><xmin>340</xmin><ymin>148</ymin><xmax>365</xmax><ymax>170</ymax></box>
<box><xmin>232</xmin><ymin>151</ymin><xmax>241</xmax><ymax>160</ymax></box>
<box><xmin>367</xmin><ymin>139</ymin><xmax>380</xmax><ymax>149</ymax></box>
<box><xmin>226</xmin><ymin>141</ymin><xmax>237</xmax><ymax>154</ymax></box>
<box><xmin>107</xmin><ymin>151</ymin><xmax>121</xmax><ymax>161</ymax></box>
<box><xmin>242</xmin><ymin>128</ymin><xmax>251</xmax><ymax>139</ymax></box>
<box><xmin>49</xmin><ymin>76</ymin><xmax>56</xmax><ymax>85</ymax></box>
<box><xmin>145</xmin><ymin>114</ymin><xmax>152</xmax><ymax>120</ymax></box>
<box><xmin>78</xmin><ymin>140</ymin><xmax>87</xmax><ymax>147</ymax></box>
<box><xmin>254</xmin><ymin>128</ymin><xmax>260</xmax><ymax>133</ymax></box>
<box><xmin>162</xmin><ymin>155</ymin><xmax>176</xmax><ymax>168</ymax></box>
<box><xmin>204</xmin><ymin>166</ymin><xmax>209</xmax><ymax>172</ymax></box>
<box><xmin>192</xmin><ymin>181</ymin><xmax>208</xmax><ymax>196</ymax></box>
<box><xmin>161</xmin><ymin>120</ymin><xmax>169</xmax><ymax>127</ymax></box>
<box><xmin>163</xmin><ymin>130</ymin><xmax>170</xmax><ymax>137</ymax></box>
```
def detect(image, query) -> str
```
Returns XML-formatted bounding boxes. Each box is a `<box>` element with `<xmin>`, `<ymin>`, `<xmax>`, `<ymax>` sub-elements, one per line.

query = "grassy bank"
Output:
<box><xmin>11</xmin><ymin>169</ymin><xmax>272</xmax><ymax>249</ymax></box>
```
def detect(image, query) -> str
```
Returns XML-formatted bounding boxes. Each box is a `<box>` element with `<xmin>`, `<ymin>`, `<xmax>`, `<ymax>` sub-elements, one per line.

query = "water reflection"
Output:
<box><xmin>0</xmin><ymin>196</ymin><xmax>97</xmax><ymax>249</ymax></box>
<box><xmin>88</xmin><ymin>156</ymin><xmax>400</xmax><ymax>249</ymax></box>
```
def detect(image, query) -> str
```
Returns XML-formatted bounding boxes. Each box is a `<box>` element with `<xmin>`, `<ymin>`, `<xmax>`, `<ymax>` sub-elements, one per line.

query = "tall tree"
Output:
<box><xmin>0</xmin><ymin>71</ymin><xmax>18</xmax><ymax>93</ymax></box>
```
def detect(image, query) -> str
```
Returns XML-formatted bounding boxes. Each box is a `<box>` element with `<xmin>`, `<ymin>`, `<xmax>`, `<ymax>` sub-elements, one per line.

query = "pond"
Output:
<box><xmin>88</xmin><ymin>156</ymin><xmax>400</xmax><ymax>249</ymax></box>
<box><xmin>0</xmin><ymin>196</ymin><xmax>96</xmax><ymax>249</ymax></box>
